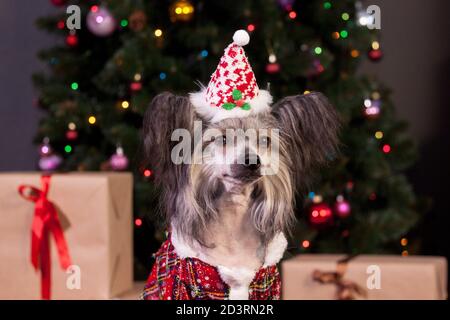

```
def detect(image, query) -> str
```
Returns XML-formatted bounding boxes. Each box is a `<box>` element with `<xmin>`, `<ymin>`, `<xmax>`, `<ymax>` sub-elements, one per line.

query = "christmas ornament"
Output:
<box><xmin>368</xmin><ymin>48</ymin><xmax>383</xmax><ymax>61</ymax></box>
<box><xmin>65</xmin><ymin>33</ymin><xmax>78</xmax><ymax>47</ymax></box>
<box><xmin>170</xmin><ymin>0</ymin><xmax>195</xmax><ymax>22</ymax></box>
<box><xmin>266</xmin><ymin>63</ymin><xmax>280</xmax><ymax>74</ymax></box>
<box><xmin>109</xmin><ymin>146</ymin><xmax>129</xmax><ymax>171</ymax></box>
<box><xmin>129</xmin><ymin>10</ymin><xmax>147</xmax><ymax>32</ymax></box>
<box><xmin>87</xmin><ymin>6</ymin><xmax>116</xmax><ymax>37</ymax></box>
<box><xmin>50</xmin><ymin>0</ymin><xmax>66</xmax><ymax>6</ymax></box>
<box><xmin>363</xmin><ymin>97</ymin><xmax>381</xmax><ymax>118</ymax></box>
<box><xmin>308</xmin><ymin>201</ymin><xmax>333</xmax><ymax>227</ymax></box>
<box><xmin>66</xmin><ymin>123</ymin><xmax>78</xmax><ymax>140</ymax></box>
<box><xmin>277</xmin><ymin>0</ymin><xmax>295</xmax><ymax>11</ymax></box>
<box><xmin>130</xmin><ymin>81</ymin><xmax>142</xmax><ymax>92</ymax></box>
<box><xmin>190</xmin><ymin>30</ymin><xmax>272</xmax><ymax>123</ymax></box>
<box><xmin>39</xmin><ymin>154</ymin><xmax>62</xmax><ymax>171</ymax></box>
<box><xmin>334</xmin><ymin>195</ymin><xmax>351</xmax><ymax>218</ymax></box>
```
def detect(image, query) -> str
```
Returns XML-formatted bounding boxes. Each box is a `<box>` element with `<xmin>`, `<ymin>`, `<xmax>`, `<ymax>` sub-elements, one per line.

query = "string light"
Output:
<box><xmin>120</xmin><ymin>19</ymin><xmax>128</xmax><ymax>27</ymax></box>
<box><xmin>288</xmin><ymin>11</ymin><xmax>297</xmax><ymax>19</ymax></box>
<box><xmin>135</xmin><ymin>218</ymin><xmax>143</xmax><ymax>227</ymax></box>
<box><xmin>308</xmin><ymin>191</ymin><xmax>315</xmax><ymax>199</ymax></box>
<box><xmin>268</xmin><ymin>54</ymin><xmax>277</xmax><ymax>63</ymax></box>
<box><xmin>341</xmin><ymin>12</ymin><xmax>350</xmax><ymax>21</ymax></box>
<box><xmin>323</xmin><ymin>2</ymin><xmax>332</xmax><ymax>9</ymax></box>
<box><xmin>247</xmin><ymin>24</ymin><xmax>255</xmax><ymax>32</ymax></box>
<box><xmin>159</xmin><ymin>72</ymin><xmax>167</xmax><ymax>80</ymax></box>
<box><xmin>200</xmin><ymin>50</ymin><xmax>208</xmax><ymax>58</ymax></box>
<box><xmin>382</xmin><ymin>144</ymin><xmax>391</xmax><ymax>153</ymax></box>
<box><xmin>371</xmin><ymin>41</ymin><xmax>380</xmax><ymax>50</ymax></box>
<box><xmin>121</xmin><ymin>101</ymin><xmax>130</xmax><ymax>109</ymax></box>
<box><xmin>88</xmin><ymin>116</ymin><xmax>96</xmax><ymax>124</ymax></box>
<box><xmin>64</xmin><ymin>145</ymin><xmax>72</xmax><ymax>153</ymax></box>
<box><xmin>71</xmin><ymin>82</ymin><xmax>79</xmax><ymax>90</ymax></box>
<box><xmin>402</xmin><ymin>250</ymin><xmax>408</xmax><ymax>256</ymax></box>
<box><xmin>134</xmin><ymin>73</ymin><xmax>142</xmax><ymax>81</ymax></box>
<box><xmin>57</xmin><ymin>20</ymin><xmax>65</xmax><ymax>29</ymax></box>
<box><xmin>400</xmin><ymin>238</ymin><xmax>408</xmax><ymax>246</ymax></box>
<box><xmin>375</xmin><ymin>131</ymin><xmax>383</xmax><ymax>139</ymax></box>
<box><xmin>364</xmin><ymin>98</ymin><xmax>372</xmax><ymax>107</ymax></box>
<box><xmin>369</xmin><ymin>192</ymin><xmax>377</xmax><ymax>201</ymax></box>
<box><xmin>90</xmin><ymin>5</ymin><xmax>99</xmax><ymax>13</ymax></box>
<box><xmin>350</xmin><ymin>49</ymin><xmax>359</xmax><ymax>58</ymax></box>
<box><xmin>144</xmin><ymin>169</ymin><xmax>152</xmax><ymax>177</ymax></box>
<box><xmin>304</xmin><ymin>90</ymin><xmax>311</xmax><ymax>94</ymax></box>
<box><xmin>314</xmin><ymin>47</ymin><xmax>322</xmax><ymax>55</ymax></box>
<box><xmin>340</xmin><ymin>30</ymin><xmax>348</xmax><ymax>38</ymax></box>
<box><xmin>68</xmin><ymin>122</ymin><xmax>76</xmax><ymax>130</ymax></box>
<box><xmin>302</xmin><ymin>240</ymin><xmax>310</xmax><ymax>248</ymax></box>
<box><xmin>332</xmin><ymin>31</ymin><xmax>340</xmax><ymax>39</ymax></box>
<box><xmin>154</xmin><ymin>29</ymin><xmax>163</xmax><ymax>37</ymax></box>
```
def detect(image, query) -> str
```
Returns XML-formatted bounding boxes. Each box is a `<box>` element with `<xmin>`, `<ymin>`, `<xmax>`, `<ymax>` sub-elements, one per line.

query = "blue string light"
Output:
<box><xmin>159</xmin><ymin>72</ymin><xmax>167</xmax><ymax>80</ymax></box>
<box><xmin>200</xmin><ymin>50</ymin><xmax>208</xmax><ymax>58</ymax></box>
<box><xmin>308</xmin><ymin>191</ymin><xmax>315</xmax><ymax>199</ymax></box>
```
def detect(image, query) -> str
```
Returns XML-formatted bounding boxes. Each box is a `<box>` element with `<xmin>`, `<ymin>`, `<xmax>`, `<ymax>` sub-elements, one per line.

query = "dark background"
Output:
<box><xmin>1</xmin><ymin>0</ymin><xmax>449</xmax><ymax>272</ymax></box>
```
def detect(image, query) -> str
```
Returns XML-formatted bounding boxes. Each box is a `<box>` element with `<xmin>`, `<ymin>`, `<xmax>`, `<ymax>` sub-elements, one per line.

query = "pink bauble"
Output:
<box><xmin>110</xmin><ymin>148</ymin><xmax>129</xmax><ymax>171</ymax></box>
<box><xmin>39</xmin><ymin>154</ymin><xmax>62</xmax><ymax>171</ymax></box>
<box><xmin>87</xmin><ymin>6</ymin><xmax>116</xmax><ymax>37</ymax></box>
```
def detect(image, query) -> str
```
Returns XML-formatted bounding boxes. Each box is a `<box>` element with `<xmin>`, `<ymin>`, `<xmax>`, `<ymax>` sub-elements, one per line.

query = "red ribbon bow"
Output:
<box><xmin>18</xmin><ymin>175</ymin><xmax>72</xmax><ymax>300</ymax></box>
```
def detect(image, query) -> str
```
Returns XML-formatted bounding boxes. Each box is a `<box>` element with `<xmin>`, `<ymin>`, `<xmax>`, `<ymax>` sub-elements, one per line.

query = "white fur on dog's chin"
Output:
<box><xmin>189</xmin><ymin>88</ymin><xmax>272</xmax><ymax>123</ymax></box>
<box><xmin>171</xmin><ymin>227</ymin><xmax>287</xmax><ymax>300</ymax></box>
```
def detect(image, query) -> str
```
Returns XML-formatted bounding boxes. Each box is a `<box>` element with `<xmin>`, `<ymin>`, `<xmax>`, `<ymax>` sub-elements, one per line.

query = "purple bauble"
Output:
<box><xmin>86</xmin><ymin>6</ymin><xmax>116</xmax><ymax>37</ymax></box>
<box><xmin>110</xmin><ymin>147</ymin><xmax>129</xmax><ymax>171</ymax></box>
<box><xmin>277</xmin><ymin>0</ymin><xmax>295</xmax><ymax>10</ymax></box>
<box><xmin>334</xmin><ymin>196</ymin><xmax>351</xmax><ymax>218</ymax></box>
<box><xmin>39</xmin><ymin>154</ymin><xmax>62</xmax><ymax>171</ymax></box>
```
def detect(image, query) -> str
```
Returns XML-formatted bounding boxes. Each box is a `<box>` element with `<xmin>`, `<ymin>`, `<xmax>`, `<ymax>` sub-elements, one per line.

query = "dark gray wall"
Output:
<box><xmin>0</xmin><ymin>0</ymin><xmax>54</xmax><ymax>170</ymax></box>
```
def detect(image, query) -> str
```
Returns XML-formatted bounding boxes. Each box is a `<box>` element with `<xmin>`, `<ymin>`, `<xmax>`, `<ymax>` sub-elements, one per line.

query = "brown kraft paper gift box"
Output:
<box><xmin>282</xmin><ymin>254</ymin><xmax>447</xmax><ymax>300</ymax></box>
<box><xmin>0</xmin><ymin>172</ymin><xmax>133</xmax><ymax>299</ymax></box>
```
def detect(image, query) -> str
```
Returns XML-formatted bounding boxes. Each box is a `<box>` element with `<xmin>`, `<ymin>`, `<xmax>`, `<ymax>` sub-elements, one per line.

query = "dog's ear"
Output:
<box><xmin>271</xmin><ymin>92</ymin><xmax>340</xmax><ymax>187</ymax></box>
<box><xmin>142</xmin><ymin>92</ymin><xmax>194</xmax><ymax>187</ymax></box>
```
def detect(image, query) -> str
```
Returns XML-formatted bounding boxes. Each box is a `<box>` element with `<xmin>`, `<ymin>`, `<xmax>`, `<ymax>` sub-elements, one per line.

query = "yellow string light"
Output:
<box><xmin>88</xmin><ymin>116</ymin><xmax>96</xmax><ymax>124</ymax></box>
<box><xmin>371</xmin><ymin>41</ymin><xmax>380</xmax><ymax>50</ymax></box>
<box><xmin>375</xmin><ymin>131</ymin><xmax>383</xmax><ymax>139</ymax></box>
<box><xmin>121</xmin><ymin>101</ymin><xmax>130</xmax><ymax>109</ymax></box>
<box><xmin>400</xmin><ymin>238</ymin><xmax>408</xmax><ymax>246</ymax></box>
<box><xmin>154</xmin><ymin>29</ymin><xmax>163</xmax><ymax>37</ymax></box>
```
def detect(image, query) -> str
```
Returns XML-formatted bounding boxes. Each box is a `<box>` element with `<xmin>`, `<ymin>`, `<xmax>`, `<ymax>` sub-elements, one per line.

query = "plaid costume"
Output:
<box><xmin>141</xmin><ymin>234</ymin><xmax>282</xmax><ymax>300</ymax></box>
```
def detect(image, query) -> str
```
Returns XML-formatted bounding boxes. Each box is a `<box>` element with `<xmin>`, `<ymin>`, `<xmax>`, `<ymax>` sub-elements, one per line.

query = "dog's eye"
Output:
<box><xmin>259</xmin><ymin>136</ymin><xmax>271</xmax><ymax>148</ymax></box>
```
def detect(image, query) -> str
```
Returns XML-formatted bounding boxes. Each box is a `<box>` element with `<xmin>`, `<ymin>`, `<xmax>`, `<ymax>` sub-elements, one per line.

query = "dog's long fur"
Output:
<box><xmin>143</xmin><ymin>91</ymin><xmax>339</xmax><ymax>270</ymax></box>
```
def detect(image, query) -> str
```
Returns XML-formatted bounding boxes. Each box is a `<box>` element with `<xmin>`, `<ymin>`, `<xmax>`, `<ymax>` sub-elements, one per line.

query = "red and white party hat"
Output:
<box><xmin>190</xmin><ymin>30</ymin><xmax>272</xmax><ymax>123</ymax></box>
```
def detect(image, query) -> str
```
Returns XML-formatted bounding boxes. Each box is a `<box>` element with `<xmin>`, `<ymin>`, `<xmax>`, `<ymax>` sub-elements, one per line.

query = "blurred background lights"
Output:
<box><xmin>340</xmin><ymin>30</ymin><xmax>348</xmax><ymax>38</ymax></box>
<box><xmin>341</xmin><ymin>12</ymin><xmax>350</xmax><ymax>21</ymax></box>
<box><xmin>68</xmin><ymin>122</ymin><xmax>76</xmax><ymax>130</ymax></box>
<box><xmin>121</xmin><ymin>101</ymin><xmax>129</xmax><ymax>109</ymax></box>
<box><xmin>302</xmin><ymin>240</ymin><xmax>310</xmax><ymax>248</ymax></box>
<box><xmin>371</xmin><ymin>41</ymin><xmax>380</xmax><ymax>50</ymax></box>
<box><xmin>71</xmin><ymin>82</ymin><xmax>78</xmax><ymax>90</ymax></box>
<box><xmin>159</xmin><ymin>72</ymin><xmax>167</xmax><ymax>80</ymax></box>
<box><xmin>200</xmin><ymin>50</ymin><xmax>208</xmax><ymax>58</ymax></box>
<box><xmin>88</xmin><ymin>116</ymin><xmax>96</xmax><ymax>124</ymax></box>
<box><xmin>323</xmin><ymin>2</ymin><xmax>332</xmax><ymax>9</ymax></box>
<box><xmin>382</xmin><ymin>144</ymin><xmax>391</xmax><ymax>153</ymax></box>
<box><xmin>289</xmin><ymin>11</ymin><xmax>297</xmax><ymax>19</ymax></box>
<box><xmin>268</xmin><ymin>53</ymin><xmax>277</xmax><ymax>63</ymax></box>
<box><xmin>154</xmin><ymin>29</ymin><xmax>162</xmax><ymax>37</ymax></box>
<box><xmin>64</xmin><ymin>145</ymin><xmax>72</xmax><ymax>153</ymax></box>
<box><xmin>247</xmin><ymin>24</ymin><xmax>255</xmax><ymax>32</ymax></box>
<box><xmin>314</xmin><ymin>46</ymin><xmax>322</xmax><ymax>54</ymax></box>
<box><xmin>375</xmin><ymin>131</ymin><xmax>383</xmax><ymax>139</ymax></box>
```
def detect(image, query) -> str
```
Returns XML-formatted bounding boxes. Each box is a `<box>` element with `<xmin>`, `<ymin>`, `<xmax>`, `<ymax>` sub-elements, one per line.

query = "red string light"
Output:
<box><xmin>247</xmin><ymin>24</ymin><xmax>255</xmax><ymax>32</ymax></box>
<box><xmin>289</xmin><ymin>11</ymin><xmax>297</xmax><ymax>19</ymax></box>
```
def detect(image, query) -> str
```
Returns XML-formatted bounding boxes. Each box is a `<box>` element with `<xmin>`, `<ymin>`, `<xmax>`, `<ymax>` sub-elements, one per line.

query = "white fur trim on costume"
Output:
<box><xmin>263</xmin><ymin>232</ymin><xmax>288</xmax><ymax>267</ymax></box>
<box><xmin>233</xmin><ymin>30</ymin><xmax>250</xmax><ymax>46</ymax></box>
<box><xmin>217</xmin><ymin>266</ymin><xmax>255</xmax><ymax>300</ymax></box>
<box><xmin>170</xmin><ymin>225</ymin><xmax>288</xmax><ymax>300</ymax></box>
<box><xmin>189</xmin><ymin>88</ymin><xmax>272</xmax><ymax>123</ymax></box>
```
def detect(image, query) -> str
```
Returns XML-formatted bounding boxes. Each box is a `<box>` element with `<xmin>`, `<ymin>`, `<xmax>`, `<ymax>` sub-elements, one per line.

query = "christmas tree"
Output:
<box><xmin>34</xmin><ymin>0</ymin><xmax>422</xmax><ymax>279</ymax></box>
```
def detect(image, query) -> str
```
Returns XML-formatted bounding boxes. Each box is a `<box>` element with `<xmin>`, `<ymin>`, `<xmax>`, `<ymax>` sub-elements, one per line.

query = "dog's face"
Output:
<box><xmin>143</xmin><ymin>92</ymin><xmax>340</xmax><ymax>243</ymax></box>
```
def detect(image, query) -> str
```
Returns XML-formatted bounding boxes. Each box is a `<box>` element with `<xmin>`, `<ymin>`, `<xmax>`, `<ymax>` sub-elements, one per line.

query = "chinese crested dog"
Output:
<box><xmin>141</xmin><ymin>30</ymin><xmax>339</xmax><ymax>300</ymax></box>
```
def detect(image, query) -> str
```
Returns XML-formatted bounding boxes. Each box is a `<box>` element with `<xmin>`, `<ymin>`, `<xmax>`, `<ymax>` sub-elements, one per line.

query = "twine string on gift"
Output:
<box><xmin>312</xmin><ymin>254</ymin><xmax>367</xmax><ymax>300</ymax></box>
<box><xmin>18</xmin><ymin>175</ymin><xmax>72</xmax><ymax>300</ymax></box>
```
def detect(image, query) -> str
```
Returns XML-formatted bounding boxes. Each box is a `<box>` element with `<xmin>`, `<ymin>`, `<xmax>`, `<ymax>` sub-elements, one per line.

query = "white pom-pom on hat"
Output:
<box><xmin>233</xmin><ymin>30</ymin><xmax>250</xmax><ymax>46</ymax></box>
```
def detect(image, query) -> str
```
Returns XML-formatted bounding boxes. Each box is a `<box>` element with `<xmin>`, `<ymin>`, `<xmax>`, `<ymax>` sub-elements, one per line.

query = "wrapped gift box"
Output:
<box><xmin>0</xmin><ymin>172</ymin><xmax>133</xmax><ymax>299</ymax></box>
<box><xmin>282</xmin><ymin>254</ymin><xmax>447</xmax><ymax>300</ymax></box>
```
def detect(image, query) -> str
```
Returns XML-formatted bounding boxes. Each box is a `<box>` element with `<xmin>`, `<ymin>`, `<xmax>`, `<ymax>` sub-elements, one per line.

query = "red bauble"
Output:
<box><xmin>368</xmin><ymin>49</ymin><xmax>383</xmax><ymax>61</ymax></box>
<box><xmin>308</xmin><ymin>202</ymin><xmax>333</xmax><ymax>227</ymax></box>
<box><xmin>334</xmin><ymin>196</ymin><xmax>351</xmax><ymax>218</ymax></box>
<box><xmin>266</xmin><ymin>63</ymin><xmax>280</xmax><ymax>74</ymax></box>
<box><xmin>50</xmin><ymin>0</ymin><xmax>66</xmax><ymax>6</ymax></box>
<box><xmin>130</xmin><ymin>81</ymin><xmax>142</xmax><ymax>92</ymax></box>
<box><xmin>65</xmin><ymin>129</ymin><xmax>78</xmax><ymax>140</ymax></box>
<box><xmin>66</xmin><ymin>34</ymin><xmax>78</xmax><ymax>47</ymax></box>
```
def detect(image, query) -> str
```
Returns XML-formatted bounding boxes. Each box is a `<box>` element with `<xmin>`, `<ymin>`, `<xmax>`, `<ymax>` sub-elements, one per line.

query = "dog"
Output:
<box><xmin>141</xmin><ymin>30</ymin><xmax>339</xmax><ymax>300</ymax></box>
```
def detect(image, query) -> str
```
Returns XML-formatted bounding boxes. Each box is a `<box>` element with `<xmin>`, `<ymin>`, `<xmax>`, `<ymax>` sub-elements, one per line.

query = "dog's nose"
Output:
<box><xmin>243</xmin><ymin>154</ymin><xmax>261</xmax><ymax>171</ymax></box>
